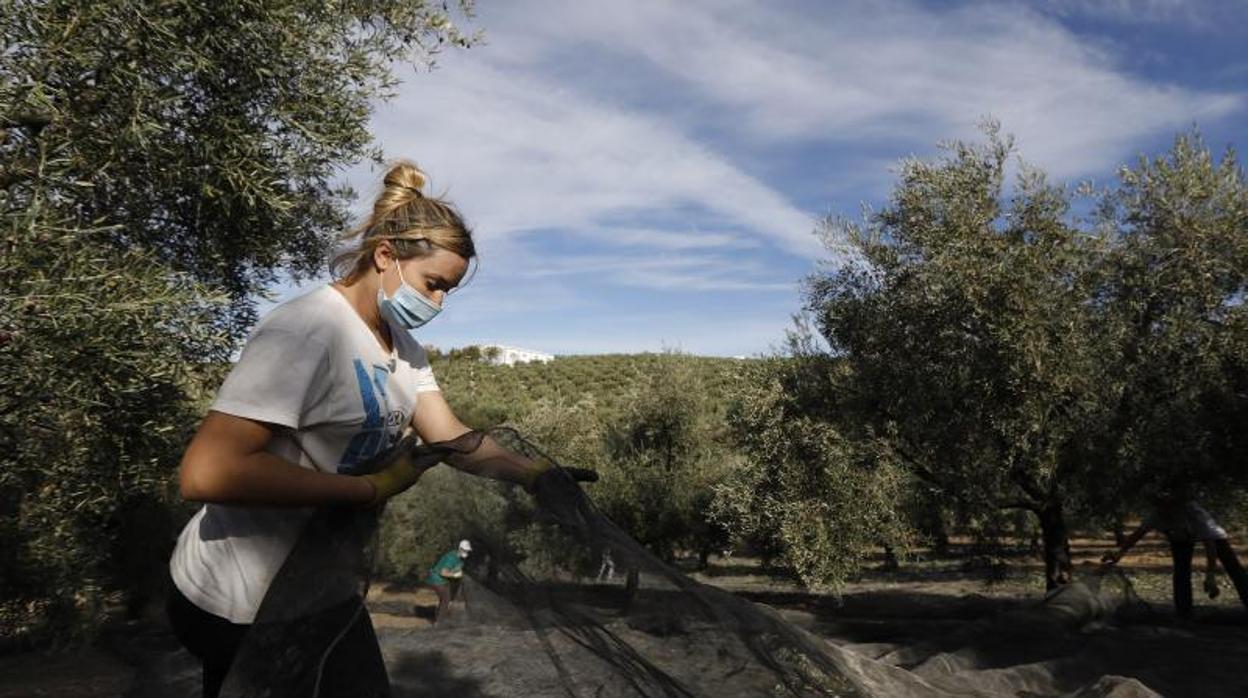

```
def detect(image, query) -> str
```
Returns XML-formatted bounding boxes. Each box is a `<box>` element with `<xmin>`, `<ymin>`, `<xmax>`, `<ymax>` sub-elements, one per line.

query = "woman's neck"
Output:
<box><xmin>332</xmin><ymin>278</ymin><xmax>393</xmax><ymax>352</ymax></box>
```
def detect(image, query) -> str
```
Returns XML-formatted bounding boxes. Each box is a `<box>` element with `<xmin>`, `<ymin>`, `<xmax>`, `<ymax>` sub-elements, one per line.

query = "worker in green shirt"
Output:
<box><xmin>426</xmin><ymin>539</ymin><xmax>471</xmax><ymax>624</ymax></box>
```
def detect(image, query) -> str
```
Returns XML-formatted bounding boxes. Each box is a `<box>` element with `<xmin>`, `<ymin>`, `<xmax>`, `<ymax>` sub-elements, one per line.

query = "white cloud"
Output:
<box><xmin>358</xmin><ymin>0</ymin><xmax>1243</xmax><ymax>271</ymax></box>
<box><xmin>312</xmin><ymin>0</ymin><xmax>1245</xmax><ymax>353</ymax></box>
<box><xmin>518</xmin><ymin>251</ymin><xmax>794</xmax><ymax>292</ymax></box>
<box><xmin>593</xmin><ymin>227</ymin><xmax>760</xmax><ymax>251</ymax></box>
<box><xmin>367</xmin><ymin>59</ymin><xmax>822</xmax><ymax>259</ymax></box>
<box><xmin>470</xmin><ymin>0</ymin><xmax>1241</xmax><ymax>178</ymax></box>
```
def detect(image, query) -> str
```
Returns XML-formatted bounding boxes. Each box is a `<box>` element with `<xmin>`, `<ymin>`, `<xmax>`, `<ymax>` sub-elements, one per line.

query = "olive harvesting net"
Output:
<box><xmin>138</xmin><ymin>428</ymin><xmax>1160</xmax><ymax>698</ymax></box>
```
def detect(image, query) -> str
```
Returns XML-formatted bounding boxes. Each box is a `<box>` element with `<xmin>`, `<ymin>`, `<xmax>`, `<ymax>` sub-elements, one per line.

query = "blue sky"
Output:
<box><xmin>269</xmin><ymin>0</ymin><xmax>1247</xmax><ymax>357</ymax></box>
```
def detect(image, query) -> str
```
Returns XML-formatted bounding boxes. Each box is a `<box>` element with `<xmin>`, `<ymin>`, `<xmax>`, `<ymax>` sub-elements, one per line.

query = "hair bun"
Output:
<box><xmin>384</xmin><ymin>161</ymin><xmax>428</xmax><ymax>197</ymax></box>
<box><xmin>330</xmin><ymin>159</ymin><xmax>476</xmax><ymax>280</ymax></box>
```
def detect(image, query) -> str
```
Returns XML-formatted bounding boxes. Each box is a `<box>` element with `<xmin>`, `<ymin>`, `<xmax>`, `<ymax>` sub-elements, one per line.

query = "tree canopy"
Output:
<box><xmin>798</xmin><ymin>124</ymin><xmax>1248</xmax><ymax>589</ymax></box>
<box><xmin>1093</xmin><ymin>135</ymin><xmax>1248</xmax><ymax>503</ymax></box>
<box><xmin>2</xmin><ymin>0</ymin><xmax>476</xmax><ymax>333</ymax></box>
<box><xmin>714</xmin><ymin>346</ymin><xmax>912</xmax><ymax>588</ymax></box>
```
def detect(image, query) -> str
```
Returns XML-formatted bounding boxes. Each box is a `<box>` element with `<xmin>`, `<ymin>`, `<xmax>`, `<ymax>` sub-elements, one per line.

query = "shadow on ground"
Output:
<box><xmin>389</xmin><ymin>649</ymin><xmax>490</xmax><ymax>697</ymax></box>
<box><xmin>7</xmin><ymin>569</ymin><xmax>1248</xmax><ymax>697</ymax></box>
<box><xmin>756</xmin><ymin>586</ymin><xmax>1248</xmax><ymax>698</ymax></box>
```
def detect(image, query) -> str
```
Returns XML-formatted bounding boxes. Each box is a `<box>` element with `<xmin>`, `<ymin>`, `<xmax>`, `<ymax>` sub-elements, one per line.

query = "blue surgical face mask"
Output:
<box><xmin>377</xmin><ymin>262</ymin><xmax>441</xmax><ymax>330</ymax></box>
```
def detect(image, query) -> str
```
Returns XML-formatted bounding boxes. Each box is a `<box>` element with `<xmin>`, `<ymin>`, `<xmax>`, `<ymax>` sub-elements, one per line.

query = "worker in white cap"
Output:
<box><xmin>425</xmin><ymin>539</ymin><xmax>472</xmax><ymax>624</ymax></box>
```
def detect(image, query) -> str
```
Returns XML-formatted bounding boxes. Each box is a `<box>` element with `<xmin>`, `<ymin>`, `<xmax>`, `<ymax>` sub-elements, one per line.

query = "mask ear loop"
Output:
<box><xmin>392</xmin><ymin>257</ymin><xmax>410</xmax><ymax>288</ymax></box>
<box><xmin>377</xmin><ymin>236</ymin><xmax>424</xmax><ymax>298</ymax></box>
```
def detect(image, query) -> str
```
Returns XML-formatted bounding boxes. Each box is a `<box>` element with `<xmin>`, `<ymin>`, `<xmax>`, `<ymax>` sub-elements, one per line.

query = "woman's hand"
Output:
<box><xmin>359</xmin><ymin>436</ymin><xmax>450</xmax><ymax>505</ymax></box>
<box><xmin>529</xmin><ymin>461</ymin><xmax>600</xmax><ymax>531</ymax></box>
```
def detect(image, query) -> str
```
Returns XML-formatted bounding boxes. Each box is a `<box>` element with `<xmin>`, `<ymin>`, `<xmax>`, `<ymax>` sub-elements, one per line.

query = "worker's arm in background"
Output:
<box><xmin>1103</xmin><ymin>524</ymin><xmax>1151</xmax><ymax>564</ymax></box>
<box><xmin>1204</xmin><ymin>541</ymin><xmax>1221</xmax><ymax>598</ymax></box>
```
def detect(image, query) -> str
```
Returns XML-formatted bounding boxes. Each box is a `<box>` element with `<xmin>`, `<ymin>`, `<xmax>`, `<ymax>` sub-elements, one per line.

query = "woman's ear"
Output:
<box><xmin>372</xmin><ymin>240</ymin><xmax>393</xmax><ymax>273</ymax></box>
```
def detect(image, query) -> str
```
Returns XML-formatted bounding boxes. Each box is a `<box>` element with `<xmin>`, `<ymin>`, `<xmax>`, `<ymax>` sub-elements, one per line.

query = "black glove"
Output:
<box><xmin>529</xmin><ymin>463</ymin><xmax>599</xmax><ymax>532</ymax></box>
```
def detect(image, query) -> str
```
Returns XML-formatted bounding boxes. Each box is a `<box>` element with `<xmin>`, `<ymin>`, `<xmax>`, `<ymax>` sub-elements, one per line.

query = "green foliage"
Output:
<box><xmin>599</xmin><ymin>353</ymin><xmax>735</xmax><ymax>564</ymax></box>
<box><xmin>489</xmin><ymin>397</ymin><xmax>605</xmax><ymax>579</ymax></box>
<box><xmin>377</xmin><ymin>398</ymin><xmax>605</xmax><ymax>583</ymax></box>
<box><xmin>1</xmin><ymin>0</ymin><xmax>474</xmax><ymax>643</ymax></box>
<box><xmin>714</xmin><ymin>351</ymin><xmax>912</xmax><ymax>588</ymax></box>
<box><xmin>1091</xmin><ymin>134</ymin><xmax>1248</xmax><ymax>506</ymax></box>
<box><xmin>446</xmin><ymin>344</ymin><xmax>485</xmax><ymax>363</ymax></box>
<box><xmin>507</xmin><ymin>396</ymin><xmax>609</xmax><ymax>473</ymax></box>
<box><xmin>802</xmin><ymin>125</ymin><xmax>1111</xmax><ymax>587</ymax></box>
<box><xmin>397</xmin><ymin>352</ymin><xmax>741</xmax><ymax>575</ymax></box>
<box><xmin>376</xmin><ymin>465</ymin><xmax>513</xmax><ymax>581</ymax></box>
<box><xmin>809</xmin><ymin>124</ymin><xmax>1106</xmax><ymax>516</ymax></box>
<box><xmin>0</xmin><ymin>209</ymin><xmax>227</xmax><ymax>644</ymax></box>
<box><xmin>799</xmin><ymin>125</ymin><xmax>1248</xmax><ymax>588</ymax></box>
<box><xmin>432</xmin><ymin>352</ymin><xmax>740</xmax><ymax>430</ymax></box>
<box><xmin>418</xmin><ymin>349</ymin><xmax>919</xmax><ymax>588</ymax></box>
<box><xmin>2</xmin><ymin>0</ymin><xmax>477</xmax><ymax>334</ymax></box>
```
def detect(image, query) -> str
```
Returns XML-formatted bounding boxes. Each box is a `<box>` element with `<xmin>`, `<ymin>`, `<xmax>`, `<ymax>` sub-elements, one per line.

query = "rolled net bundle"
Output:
<box><xmin>218</xmin><ymin>427</ymin><xmax>874</xmax><ymax>697</ymax></box>
<box><xmin>1036</xmin><ymin>564</ymin><xmax>1153</xmax><ymax>629</ymax></box>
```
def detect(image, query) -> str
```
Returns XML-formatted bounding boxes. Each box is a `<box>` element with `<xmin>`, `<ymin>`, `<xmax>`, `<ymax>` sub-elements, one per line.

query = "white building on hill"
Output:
<box><xmin>483</xmin><ymin>344</ymin><xmax>555</xmax><ymax>366</ymax></box>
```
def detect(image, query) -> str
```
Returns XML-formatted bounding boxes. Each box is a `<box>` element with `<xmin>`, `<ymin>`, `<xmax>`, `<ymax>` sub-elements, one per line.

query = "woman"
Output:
<box><xmin>167</xmin><ymin>162</ymin><xmax>566</xmax><ymax>697</ymax></box>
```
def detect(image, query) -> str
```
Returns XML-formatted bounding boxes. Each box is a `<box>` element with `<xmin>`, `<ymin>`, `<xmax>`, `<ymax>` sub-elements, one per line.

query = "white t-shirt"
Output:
<box><xmin>170</xmin><ymin>285</ymin><xmax>440</xmax><ymax>623</ymax></box>
<box><xmin>1144</xmin><ymin>502</ymin><xmax>1229</xmax><ymax>542</ymax></box>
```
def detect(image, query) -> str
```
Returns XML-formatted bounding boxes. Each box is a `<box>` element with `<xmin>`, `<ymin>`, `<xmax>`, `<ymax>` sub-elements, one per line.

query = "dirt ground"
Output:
<box><xmin>3</xmin><ymin>534</ymin><xmax>1246</xmax><ymax>696</ymax></box>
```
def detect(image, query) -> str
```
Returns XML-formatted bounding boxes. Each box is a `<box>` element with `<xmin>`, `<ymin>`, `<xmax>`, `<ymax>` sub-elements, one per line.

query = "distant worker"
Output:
<box><xmin>426</xmin><ymin>539</ymin><xmax>472</xmax><ymax>624</ymax></box>
<box><xmin>1103</xmin><ymin>494</ymin><xmax>1248</xmax><ymax>618</ymax></box>
<box><xmin>597</xmin><ymin>549</ymin><xmax>616</xmax><ymax>582</ymax></box>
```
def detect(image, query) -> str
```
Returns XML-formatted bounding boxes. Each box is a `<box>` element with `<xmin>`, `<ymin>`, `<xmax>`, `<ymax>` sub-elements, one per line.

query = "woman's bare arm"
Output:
<box><xmin>1104</xmin><ymin>524</ymin><xmax>1151</xmax><ymax>563</ymax></box>
<box><xmin>410</xmin><ymin>391</ymin><xmax>539</xmax><ymax>487</ymax></box>
<box><xmin>179</xmin><ymin>411</ymin><xmax>374</xmax><ymax>506</ymax></box>
<box><xmin>1205</xmin><ymin>541</ymin><xmax>1219</xmax><ymax>575</ymax></box>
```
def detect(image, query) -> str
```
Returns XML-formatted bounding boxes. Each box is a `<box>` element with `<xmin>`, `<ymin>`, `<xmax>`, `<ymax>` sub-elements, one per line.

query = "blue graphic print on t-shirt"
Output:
<box><xmin>337</xmin><ymin>359</ymin><xmax>404</xmax><ymax>474</ymax></box>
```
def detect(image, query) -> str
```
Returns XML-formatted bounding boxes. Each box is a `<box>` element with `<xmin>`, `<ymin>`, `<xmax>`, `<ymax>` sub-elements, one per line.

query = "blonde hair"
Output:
<box><xmin>332</xmin><ymin>161</ymin><xmax>476</xmax><ymax>282</ymax></box>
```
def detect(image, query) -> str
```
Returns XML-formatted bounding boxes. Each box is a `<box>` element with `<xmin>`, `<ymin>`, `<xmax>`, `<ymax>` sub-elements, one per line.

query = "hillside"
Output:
<box><xmin>431</xmin><ymin>353</ymin><xmax>749</xmax><ymax>429</ymax></box>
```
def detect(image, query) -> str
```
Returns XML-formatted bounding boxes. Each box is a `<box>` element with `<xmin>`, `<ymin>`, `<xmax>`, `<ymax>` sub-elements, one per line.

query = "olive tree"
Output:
<box><xmin>1091</xmin><ymin>135</ymin><xmax>1248</xmax><ymax>508</ymax></box>
<box><xmin>713</xmin><ymin>346</ymin><xmax>912</xmax><ymax>589</ymax></box>
<box><xmin>805</xmin><ymin>125</ymin><xmax>1110</xmax><ymax>589</ymax></box>
<box><xmin>0</xmin><ymin>181</ymin><xmax>230</xmax><ymax>640</ymax></box>
<box><xmin>602</xmin><ymin>353</ymin><xmax>734</xmax><ymax>568</ymax></box>
<box><xmin>2</xmin><ymin>0</ymin><xmax>476</xmax><ymax>333</ymax></box>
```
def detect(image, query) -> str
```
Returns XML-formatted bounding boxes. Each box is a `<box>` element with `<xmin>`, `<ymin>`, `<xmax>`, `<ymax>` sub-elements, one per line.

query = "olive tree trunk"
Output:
<box><xmin>1037</xmin><ymin>502</ymin><xmax>1074</xmax><ymax>590</ymax></box>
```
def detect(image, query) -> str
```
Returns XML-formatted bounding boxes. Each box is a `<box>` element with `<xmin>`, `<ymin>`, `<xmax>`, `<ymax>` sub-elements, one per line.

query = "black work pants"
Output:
<box><xmin>1171</xmin><ymin>539</ymin><xmax>1196</xmax><ymax>617</ymax></box>
<box><xmin>166</xmin><ymin>584</ymin><xmax>388</xmax><ymax>697</ymax></box>
<box><xmin>166</xmin><ymin>585</ymin><xmax>249</xmax><ymax>698</ymax></box>
<box><xmin>1169</xmin><ymin>538</ymin><xmax>1248</xmax><ymax>618</ymax></box>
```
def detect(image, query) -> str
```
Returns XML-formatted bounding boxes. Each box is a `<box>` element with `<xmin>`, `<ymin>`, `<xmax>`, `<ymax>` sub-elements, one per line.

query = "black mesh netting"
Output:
<box><xmin>139</xmin><ymin>428</ymin><xmax>1163</xmax><ymax>697</ymax></box>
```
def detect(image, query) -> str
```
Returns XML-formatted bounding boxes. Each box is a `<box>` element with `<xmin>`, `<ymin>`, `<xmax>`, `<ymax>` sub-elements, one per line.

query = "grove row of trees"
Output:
<box><xmin>408</xmin><ymin>125</ymin><xmax>1248</xmax><ymax>595</ymax></box>
<box><xmin>803</xmin><ymin>125</ymin><xmax>1248</xmax><ymax>589</ymax></box>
